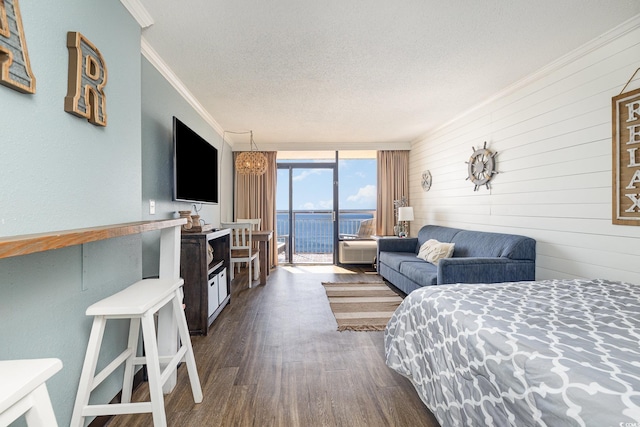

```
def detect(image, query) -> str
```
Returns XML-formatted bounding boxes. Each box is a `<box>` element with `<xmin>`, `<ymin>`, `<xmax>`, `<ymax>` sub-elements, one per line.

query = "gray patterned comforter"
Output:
<box><xmin>385</xmin><ymin>279</ymin><xmax>640</xmax><ymax>426</ymax></box>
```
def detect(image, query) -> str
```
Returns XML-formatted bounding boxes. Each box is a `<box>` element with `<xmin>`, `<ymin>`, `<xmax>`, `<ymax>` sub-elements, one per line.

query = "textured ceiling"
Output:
<box><xmin>137</xmin><ymin>0</ymin><xmax>640</xmax><ymax>148</ymax></box>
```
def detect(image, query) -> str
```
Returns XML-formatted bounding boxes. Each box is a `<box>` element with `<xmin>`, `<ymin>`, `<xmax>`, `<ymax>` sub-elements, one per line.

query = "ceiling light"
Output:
<box><xmin>235</xmin><ymin>131</ymin><xmax>267</xmax><ymax>175</ymax></box>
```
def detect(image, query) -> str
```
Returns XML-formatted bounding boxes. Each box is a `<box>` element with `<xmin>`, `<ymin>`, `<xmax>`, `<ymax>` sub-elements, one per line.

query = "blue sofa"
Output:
<box><xmin>377</xmin><ymin>225</ymin><xmax>536</xmax><ymax>295</ymax></box>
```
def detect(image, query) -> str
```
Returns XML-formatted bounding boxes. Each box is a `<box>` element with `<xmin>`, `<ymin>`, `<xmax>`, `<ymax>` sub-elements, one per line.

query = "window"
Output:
<box><xmin>276</xmin><ymin>150</ymin><xmax>377</xmax><ymax>263</ymax></box>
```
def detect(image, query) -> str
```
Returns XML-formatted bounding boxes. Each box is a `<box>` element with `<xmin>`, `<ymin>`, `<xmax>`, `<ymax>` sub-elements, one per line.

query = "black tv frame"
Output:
<box><xmin>172</xmin><ymin>116</ymin><xmax>219</xmax><ymax>205</ymax></box>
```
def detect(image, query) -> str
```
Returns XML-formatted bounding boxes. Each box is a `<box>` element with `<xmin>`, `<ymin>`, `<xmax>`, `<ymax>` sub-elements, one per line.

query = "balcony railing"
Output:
<box><xmin>276</xmin><ymin>210</ymin><xmax>374</xmax><ymax>263</ymax></box>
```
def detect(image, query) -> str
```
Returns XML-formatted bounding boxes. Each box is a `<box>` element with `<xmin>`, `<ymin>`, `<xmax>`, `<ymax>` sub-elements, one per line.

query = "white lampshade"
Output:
<box><xmin>397</xmin><ymin>206</ymin><xmax>414</xmax><ymax>222</ymax></box>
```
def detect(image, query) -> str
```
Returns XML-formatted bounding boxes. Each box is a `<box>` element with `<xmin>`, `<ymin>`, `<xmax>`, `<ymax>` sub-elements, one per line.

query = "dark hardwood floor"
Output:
<box><xmin>107</xmin><ymin>264</ymin><xmax>440</xmax><ymax>426</ymax></box>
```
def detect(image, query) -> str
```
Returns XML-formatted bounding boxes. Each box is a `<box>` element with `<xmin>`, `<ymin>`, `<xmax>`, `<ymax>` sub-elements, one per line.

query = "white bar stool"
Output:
<box><xmin>0</xmin><ymin>358</ymin><xmax>62</xmax><ymax>427</ymax></box>
<box><xmin>70</xmin><ymin>278</ymin><xmax>202</xmax><ymax>427</ymax></box>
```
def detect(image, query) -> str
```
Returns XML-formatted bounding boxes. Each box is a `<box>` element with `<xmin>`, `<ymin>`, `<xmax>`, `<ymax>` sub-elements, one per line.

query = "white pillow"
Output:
<box><xmin>417</xmin><ymin>239</ymin><xmax>455</xmax><ymax>265</ymax></box>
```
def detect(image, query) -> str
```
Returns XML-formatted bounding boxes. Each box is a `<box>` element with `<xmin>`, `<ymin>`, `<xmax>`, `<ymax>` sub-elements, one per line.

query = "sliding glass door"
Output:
<box><xmin>277</xmin><ymin>159</ymin><xmax>337</xmax><ymax>264</ymax></box>
<box><xmin>276</xmin><ymin>151</ymin><xmax>377</xmax><ymax>265</ymax></box>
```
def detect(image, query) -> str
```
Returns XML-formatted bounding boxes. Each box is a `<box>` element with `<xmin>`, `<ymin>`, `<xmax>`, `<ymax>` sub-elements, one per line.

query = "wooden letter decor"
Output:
<box><xmin>612</xmin><ymin>87</ymin><xmax>640</xmax><ymax>225</ymax></box>
<box><xmin>0</xmin><ymin>0</ymin><xmax>36</xmax><ymax>93</ymax></box>
<box><xmin>65</xmin><ymin>32</ymin><xmax>107</xmax><ymax>127</ymax></box>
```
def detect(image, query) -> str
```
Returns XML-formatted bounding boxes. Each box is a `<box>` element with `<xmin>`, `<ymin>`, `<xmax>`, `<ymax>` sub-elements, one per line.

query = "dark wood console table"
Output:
<box><xmin>180</xmin><ymin>229</ymin><xmax>231</xmax><ymax>335</ymax></box>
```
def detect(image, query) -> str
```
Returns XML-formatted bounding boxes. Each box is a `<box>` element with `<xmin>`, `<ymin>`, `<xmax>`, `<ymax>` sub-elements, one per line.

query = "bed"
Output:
<box><xmin>384</xmin><ymin>279</ymin><xmax>640</xmax><ymax>426</ymax></box>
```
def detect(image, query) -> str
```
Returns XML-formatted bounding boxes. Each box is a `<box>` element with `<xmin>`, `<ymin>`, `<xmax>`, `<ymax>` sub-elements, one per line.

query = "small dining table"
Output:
<box><xmin>251</xmin><ymin>230</ymin><xmax>273</xmax><ymax>285</ymax></box>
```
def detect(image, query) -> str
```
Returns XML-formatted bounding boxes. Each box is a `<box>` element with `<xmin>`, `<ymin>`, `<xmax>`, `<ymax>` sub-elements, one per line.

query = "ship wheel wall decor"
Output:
<box><xmin>421</xmin><ymin>170</ymin><xmax>432</xmax><ymax>191</ymax></box>
<box><xmin>465</xmin><ymin>141</ymin><xmax>498</xmax><ymax>191</ymax></box>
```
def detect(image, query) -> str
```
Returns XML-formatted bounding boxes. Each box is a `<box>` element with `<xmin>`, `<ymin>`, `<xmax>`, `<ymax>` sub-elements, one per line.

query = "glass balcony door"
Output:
<box><xmin>277</xmin><ymin>162</ymin><xmax>337</xmax><ymax>264</ymax></box>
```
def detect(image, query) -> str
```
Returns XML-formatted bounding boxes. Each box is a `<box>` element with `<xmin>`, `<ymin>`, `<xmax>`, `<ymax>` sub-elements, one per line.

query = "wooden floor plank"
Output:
<box><xmin>105</xmin><ymin>265</ymin><xmax>440</xmax><ymax>426</ymax></box>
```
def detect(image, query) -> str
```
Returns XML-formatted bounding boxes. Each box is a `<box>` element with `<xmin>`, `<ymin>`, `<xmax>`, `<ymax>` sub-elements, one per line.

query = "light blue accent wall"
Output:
<box><xmin>2</xmin><ymin>2</ymin><xmax>234</xmax><ymax>425</ymax></box>
<box><xmin>0</xmin><ymin>1</ymin><xmax>144</xmax><ymax>426</ymax></box>
<box><xmin>1</xmin><ymin>1</ymin><xmax>142</xmax><ymax>234</ymax></box>
<box><xmin>140</xmin><ymin>56</ymin><xmax>234</xmax><ymax>278</ymax></box>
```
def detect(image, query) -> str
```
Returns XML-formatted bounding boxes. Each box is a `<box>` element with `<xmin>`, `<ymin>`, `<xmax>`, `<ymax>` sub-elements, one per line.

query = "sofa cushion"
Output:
<box><xmin>451</xmin><ymin>230</ymin><xmax>536</xmax><ymax>260</ymax></box>
<box><xmin>379</xmin><ymin>251</ymin><xmax>424</xmax><ymax>271</ymax></box>
<box><xmin>416</xmin><ymin>225</ymin><xmax>463</xmax><ymax>252</ymax></box>
<box><xmin>399</xmin><ymin>260</ymin><xmax>438</xmax><ymax>287</ymax></box>
<box><xmin>417</xmin><ymin>239</ymin><xmax>455</xmax><ymax>265</ymax></box>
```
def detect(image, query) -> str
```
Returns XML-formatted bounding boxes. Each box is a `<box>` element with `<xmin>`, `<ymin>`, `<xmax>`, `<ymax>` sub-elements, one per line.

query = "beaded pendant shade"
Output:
<box><xmin>235</xmin><ymin>131</ymin><xmax>267</xmax><ymax>175</ymax></box>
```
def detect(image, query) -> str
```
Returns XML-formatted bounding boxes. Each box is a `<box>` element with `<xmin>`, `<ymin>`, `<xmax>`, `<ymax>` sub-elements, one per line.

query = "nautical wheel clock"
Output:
<box><xmin>466</xmin><ymin>141</ymin><xmax>498</xmax><ymax>191</ymax></box>
<box><xmin>421</xmin><ymin>170</ymin><xmax>432</xmax><ymax>192</ymax></box>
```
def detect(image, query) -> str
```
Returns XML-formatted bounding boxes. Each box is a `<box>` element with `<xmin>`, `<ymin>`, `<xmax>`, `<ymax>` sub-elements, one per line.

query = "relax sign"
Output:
<box><xmin>612</xmin><ymin>87</ymin><xmax>640</xmax><ymax>226</ymax></box>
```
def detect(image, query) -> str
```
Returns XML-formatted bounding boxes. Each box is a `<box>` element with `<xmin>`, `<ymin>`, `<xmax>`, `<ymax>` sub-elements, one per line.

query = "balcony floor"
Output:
<box><xmin>279</xmin><ymin>252</ymin><xmax>334</xmax><ymax>264</ymax></box>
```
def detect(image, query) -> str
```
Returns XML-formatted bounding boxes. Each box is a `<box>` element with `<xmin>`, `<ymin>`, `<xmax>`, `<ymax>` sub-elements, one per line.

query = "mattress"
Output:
<box><xmin>384</xmin><ymin>279</ymin><xmax>640</xmax><ymax>426</ymax></box>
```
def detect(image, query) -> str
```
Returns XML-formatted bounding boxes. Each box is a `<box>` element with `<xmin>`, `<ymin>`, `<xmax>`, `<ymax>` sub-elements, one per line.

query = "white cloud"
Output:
<box><xmin>292</xmin><ymin>169</ymin><xmax>328</xmax><ymax>182</ymax></box>
<box><xmin>318</xmin><ymin>199</ymin><xmax>333</xmax><ymax>209</ymax></box>
<box><xmin>347</xmin><ymin>185</ymin><xmax>376</xmax><ymax>205</ymax></box>
<box><xmin>299</xmin><ymin>200</ymin><xmax>333</xmax><ymax>210</ymax></box>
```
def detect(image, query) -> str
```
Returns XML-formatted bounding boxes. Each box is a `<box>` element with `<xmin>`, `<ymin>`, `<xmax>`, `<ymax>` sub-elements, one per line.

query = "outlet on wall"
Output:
<box><xmin>149</xmin><ymin>199</ymin><xmax>156</xmax><ymax>215</ymax></box>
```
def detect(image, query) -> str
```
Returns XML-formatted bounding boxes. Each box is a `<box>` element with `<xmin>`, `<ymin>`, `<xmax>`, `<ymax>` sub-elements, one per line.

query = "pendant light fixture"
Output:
<box><xmin>235</xmin><ymin>131</ymin><xmax>267</xmax><ymax>175</ymax></box>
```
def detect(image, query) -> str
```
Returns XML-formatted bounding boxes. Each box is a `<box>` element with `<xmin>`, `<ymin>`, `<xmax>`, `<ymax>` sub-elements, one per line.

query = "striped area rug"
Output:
<box><xmin>321</xmin><ymin>281</ymin><xmax>404</xmax><ymax>331</ymax></box>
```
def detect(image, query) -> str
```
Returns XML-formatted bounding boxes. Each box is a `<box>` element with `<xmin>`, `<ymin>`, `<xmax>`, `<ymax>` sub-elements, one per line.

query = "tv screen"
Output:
<box><xmin>173</xmin><ymin>117</ymin><xmax>219</xmax><ymax>204</ymax></box>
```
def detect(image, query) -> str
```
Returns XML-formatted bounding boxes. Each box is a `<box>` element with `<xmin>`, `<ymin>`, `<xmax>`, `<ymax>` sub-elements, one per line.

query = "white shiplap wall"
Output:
<box><xmin>409</xmin><ymin>16</ymin><xmax>640</xmax><ymax>284</ymax></box>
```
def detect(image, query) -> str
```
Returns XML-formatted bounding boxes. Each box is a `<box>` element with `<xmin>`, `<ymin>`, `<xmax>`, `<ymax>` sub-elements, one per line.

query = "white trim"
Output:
<box><xmin>414</xmin><ymin>13</ymin><xmax>640</xmax><ymax>143</ymax></box>
<box><xmin>231</xmin><ymin>141</ymin><xmax>411</xmax><ymax>152</ymax></box>
<box><xmin>141</xmin><ymin>37</ymin><xmax>230</xmax><ymax>145</ymax></box>
<box><xmin>120</xmin><ymin>0</ymin><xmax>154</xmax><ymax>29</ymax></box>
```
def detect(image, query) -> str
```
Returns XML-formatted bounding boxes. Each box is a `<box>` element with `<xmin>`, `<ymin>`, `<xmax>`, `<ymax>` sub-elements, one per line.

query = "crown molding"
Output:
<box><xmin>141</xmin><ymin>37</ymin><xmax>231</xmax><ymax>145</ymax></box>
<box><xmin>415</xmin><ymin>13</ymin><xmax>640</xmax><ymax>143</ymax></box>
<box><xmin>231</xmin><ymin>141</ymin><xmax>410</xmax><ymax>152</ymax></box>
<box><xmin>120</xmin><ymin>0</ymin><xmax>154</xmax><ymax>28</ymax></box>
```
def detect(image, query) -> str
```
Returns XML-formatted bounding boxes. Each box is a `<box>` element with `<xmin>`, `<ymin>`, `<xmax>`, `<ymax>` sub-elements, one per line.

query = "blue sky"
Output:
<box><xmin>276</xmin><ymin>159</ymin><xmax>376</xmax><ymax>211</ymax></box>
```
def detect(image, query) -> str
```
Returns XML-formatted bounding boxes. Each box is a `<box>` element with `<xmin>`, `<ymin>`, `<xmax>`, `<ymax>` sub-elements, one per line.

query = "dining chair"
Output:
<box><xmin>220</xmin><ymin>222</ymin><xmax>260</xmax><ymax>287</ymax></box>
<box><xmin>236</xmin><ymin>218</ymin><xmax>261</xmax><ymax>253</ymax></box>
<box><xmin>236</xmin><ymin>218</ymin><xmax>261</xmax><ymax>231</ymax></box>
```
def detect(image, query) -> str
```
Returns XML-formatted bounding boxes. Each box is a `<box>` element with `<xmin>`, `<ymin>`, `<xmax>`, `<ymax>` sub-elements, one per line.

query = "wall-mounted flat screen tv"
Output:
<box><xmin>173</xmin><ymin>116</ymin><xmax>219</xmax><ymax>204</ymax></box>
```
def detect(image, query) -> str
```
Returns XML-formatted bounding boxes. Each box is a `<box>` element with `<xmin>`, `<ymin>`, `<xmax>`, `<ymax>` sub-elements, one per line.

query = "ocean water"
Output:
<box><xmin>276</xmin><ymin>212</ymin><xmax>373</xmax><ymax>253</ymax></box>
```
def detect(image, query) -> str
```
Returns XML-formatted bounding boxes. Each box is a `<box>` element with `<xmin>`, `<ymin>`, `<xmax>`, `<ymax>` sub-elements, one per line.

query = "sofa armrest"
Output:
<box><xmin>437</xmin><ymin>257</ymin><xmax>535</xmax><ymax>285</ymax></box>
<box><xmin>377</xmin><ymin>237</ymin><xmax>417</xmax><ymax>253</ymax></box>
<box><xmin>376</xmin><ymin>237</ymin><xmax>418</xmax><ymax>272</ymax></box>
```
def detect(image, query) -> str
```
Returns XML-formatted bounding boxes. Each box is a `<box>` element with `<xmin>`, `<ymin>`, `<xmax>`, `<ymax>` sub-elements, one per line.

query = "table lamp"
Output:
<box><xmin>397</xmin><ymin>206</ymin><xmax>414</xmax><ymax>237</ymax></box>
